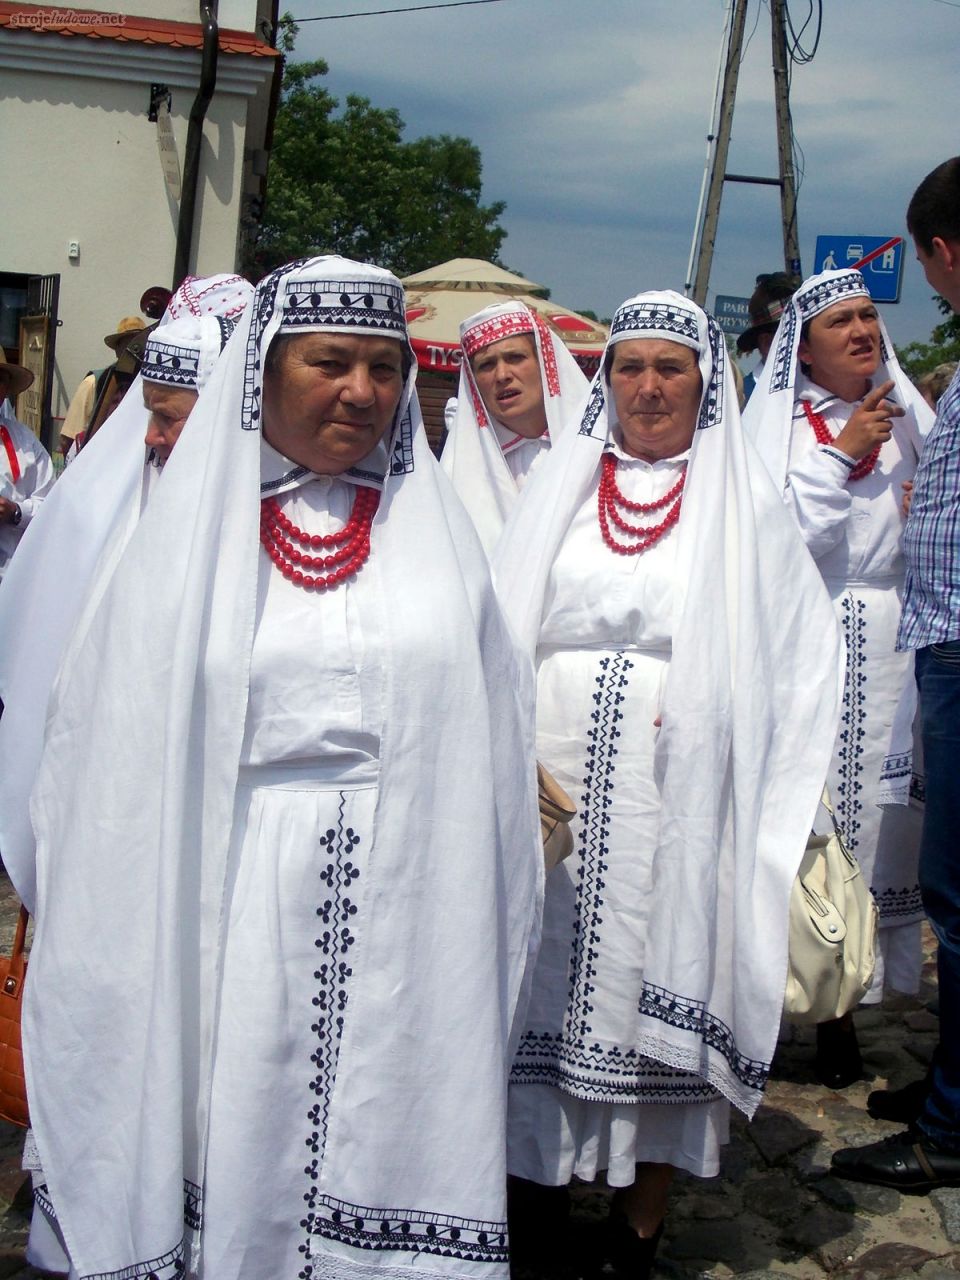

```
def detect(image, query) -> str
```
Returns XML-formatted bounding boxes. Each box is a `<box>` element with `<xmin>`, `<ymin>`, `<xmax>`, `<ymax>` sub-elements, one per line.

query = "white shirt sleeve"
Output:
<box><xmin>784</xmin><ymin>440</ymin><xmax>855</xmax><ymax>560</ymax></box>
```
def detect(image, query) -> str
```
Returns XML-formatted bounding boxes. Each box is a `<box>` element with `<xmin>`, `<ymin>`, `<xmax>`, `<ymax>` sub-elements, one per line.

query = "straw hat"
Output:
<box><xmin>104</xmin><ymin>316</ymin><xmax>148</xmax><ymax>353</ymax></box>
<box><xmin>0</xmin><ymin>349</ymin><xmax>34</xmax><ymax>397</ymax></box>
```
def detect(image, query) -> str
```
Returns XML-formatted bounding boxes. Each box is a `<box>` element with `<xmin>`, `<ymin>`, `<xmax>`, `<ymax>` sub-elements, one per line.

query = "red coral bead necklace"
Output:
<box><xmin>801</xmin><ymin>400</ymin><xmax>880</xmax><ymax>481</ymax></box>
<box><xmin>598</xmin><ymin>452</ymin><xmax>686</xmax><ymax>556</ymax></box>
<box><xmin>259</xmin><ymin>486</ymin><xmax>379</xmax><ymax>591</ymax></box>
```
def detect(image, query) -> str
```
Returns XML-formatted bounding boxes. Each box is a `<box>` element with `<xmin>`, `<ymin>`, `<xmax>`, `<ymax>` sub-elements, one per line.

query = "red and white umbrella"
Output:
<box><xmin>403</xmin><ymin>259</ymin><xmax>608</xmax><ymax>378</ymax></box>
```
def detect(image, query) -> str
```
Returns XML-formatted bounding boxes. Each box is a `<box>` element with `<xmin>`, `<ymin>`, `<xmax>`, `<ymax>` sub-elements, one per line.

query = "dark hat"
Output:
<box><xmin>737</xmin><ymin>273</ymin><xmax>797</xmax><ymax>355</ymax></box>
<box><xmin>0</xmin><ymin>349</ymin><xmax>34</xmax><ymax>397</ymax></box>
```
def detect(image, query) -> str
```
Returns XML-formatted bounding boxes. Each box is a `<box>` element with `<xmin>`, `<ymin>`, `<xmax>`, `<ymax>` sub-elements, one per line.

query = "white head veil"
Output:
<box><xmin>495</xmin><ymin>289</ymin><xmax>843</xmax><ymax>1115</ymax></box>
<box><xmin>441</xmin><ymin>300</ymin><xmax>586</xmax><ymax>557</ymax></box>
<box><xmin>24</xmin><ymin>256</ymin><xmax>541</xmax><ymax>1278</ymax></box>
<box><xmin>0</xmin><ymin>275</ymin><xmax>254</xmax><ymax>913</ymax></box>
<box><xmin>742</xmin><ymin>268</ymin><xmax>933</xmax><ymax>487</ymax></box>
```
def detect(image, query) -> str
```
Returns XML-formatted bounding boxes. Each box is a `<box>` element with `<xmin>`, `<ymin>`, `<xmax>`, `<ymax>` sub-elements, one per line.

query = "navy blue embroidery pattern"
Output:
<box><xmin>512</xmin><ymin>650</ymin><xmax>767</xmax><ymax>1101</ymax></box>
<box><xmin>299</xmin><ymin>794</ymin><xmax>362</xmax><ymax>1278</ymax></box>
<box><xmin>280</xmin><ymin>279</ymin><xmax>405</xmax><ymax>336</ymax></box>
<box><xmin>874</xmin><ymin>883</ymin><xmax>924</xmax><ymax>922</ymax></box>
<box><xmin>698</xmin><ymin>316</ymin><xmax>724</xmax><ymax>431</ymax></box>
<box><xmin>769</xmin><ymin>305</ymin><xmax>799</xmax><ymax>393</ymax></box>
<box><xmin>880</xmin><ymin>751</ymin><xmax>912</xmax><ymax>793</ymax></box>
<box><xmin>306</xmin><ymin>1197</ymin><xmax>508</xmax><ymax>1265</ymax></box>
<box><xmin>637</xmin><ymin>985</ymin><xmax>768</xmax><ymax>1093</ymax></box>
<box><xmin>835</xmin><ymin>596</ymin><xmax>868</xmax><ymax>852</ymax></box>
<box><xmin>80</xmin><ymin>1247</ymin><xmax>185</xmax><ymax>1279</ymax></box>
<box><xmin>140</xmin><ymin>340</ymin><xmax>200</xmax><ymax>388</ymax></box>
<box><xmin>610</xmin><ymin>300</ymin><xmax>699</xmax><ymax>345</ymax></box>
<box><xmin>387</xmin><ymin>403</ymin><xmax>415</xmax><ymax>476</ymax></box>
<box><xmin>242</xmin><ymin>259</ymin><xmax>307</xmax><ymax>432</ymax></box>
<box><xmin>512</xmin><ymin>1030</ymin><xmax>718</xmax><ymax>1102</ymax></box>
<box><xmin>259</xmin><ymin>465</ymin><xmax>310</xmax><ymax>496</ymax></box>
<box><xmin>578</xmin><ymin>379</ymin><xmax>606</xmax><ymax>438</ymax></box>
<box><xmin>35</xmin><ymin>1182</ymin><xmax>197</xmax><ymax>1277</ymax></box>
<box><xmin>183</xmin><ymin>1180</ymin><xmax>202</xmax><ymax>1233</ymax></box>
<box><xmin>797</xmin><ymin>271</ymin><xmax>866</xmax><ymax>320</ymax></box>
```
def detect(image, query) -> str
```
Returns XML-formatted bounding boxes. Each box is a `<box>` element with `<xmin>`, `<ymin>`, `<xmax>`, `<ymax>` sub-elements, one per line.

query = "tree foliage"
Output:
<box><xmin>896</xmin><ymin>295</ymin><xmax>960</xmax><ymax>381</ymax></box>
<box><xmin>246</xmin><ymin>20</ymin><xmax>506</xmax><ymax>279</ymax></box>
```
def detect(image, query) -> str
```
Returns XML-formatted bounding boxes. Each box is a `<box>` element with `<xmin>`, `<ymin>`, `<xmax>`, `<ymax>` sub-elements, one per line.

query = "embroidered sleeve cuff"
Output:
<box><xmin>817</xmin><ymin>443</ymin><xmax>857</xmax><ymax>472</ymax></box>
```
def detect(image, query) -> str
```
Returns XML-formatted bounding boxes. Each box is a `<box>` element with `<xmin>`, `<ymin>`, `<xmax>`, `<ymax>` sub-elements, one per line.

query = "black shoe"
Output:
<box><xmin>815</xmin><ymin>1017</ymin><xmax>863</xmax><ymax>1090</ymax></box>
<box><xmin>831</xmin><ymin>1128</ymin><xmax>960</xmax><ymax>1193</ymax></box>
<box><xmin>597</xmin><ymin>1217</ymin><xmax>663</xmax><ymax>1280</ymax></box>
<box><xmin>867</xmin><ymin>1076</ymin><xmax>929</xmax><ymax>1124</ymax></box>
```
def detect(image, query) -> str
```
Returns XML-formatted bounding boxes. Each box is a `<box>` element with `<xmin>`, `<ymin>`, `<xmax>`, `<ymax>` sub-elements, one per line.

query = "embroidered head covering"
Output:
<box><xmin>21</xmin><ymin>255</ymin><xmax>541</xmax><ymax>1280</ymax></box>
<box><xmin>741</xmin><ymin>268</ymin><xmax>931</xmax><ymax>490</ymax></box>
<box><xmin>442</xmin><ymin>300</ymin><xmax>587</xmax><ymax>557</ymax></box>
<box><xmin>240</xmin><ymin>257</ymin><xmax>414</xmax><ymax>487</ymax></box>
<box><xmin>580</xmin><ymin>289</ymin><xmax>726</xmax><ymax>440</ymax></box>
<box><xmin>165</xmin><ymin>273</ymin><xmax>253</xmax><ymax>322</ymax></box>
<box><xmin>141</xmin><ymin>314</ymin><xmax>238</xmax><ymax>392</ymax></box>
<box><xmin>494</xmin><ymin>288</ymin><xmax>842</xmax><ymax>1117</ymax></box>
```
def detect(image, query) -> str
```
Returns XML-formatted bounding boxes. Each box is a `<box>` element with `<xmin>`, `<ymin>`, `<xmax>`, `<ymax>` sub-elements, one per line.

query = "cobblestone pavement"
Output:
<box><xmin>0</xmin><ymin>870</ymin><xmax>953</xmax><ymax>1279</ymax></box>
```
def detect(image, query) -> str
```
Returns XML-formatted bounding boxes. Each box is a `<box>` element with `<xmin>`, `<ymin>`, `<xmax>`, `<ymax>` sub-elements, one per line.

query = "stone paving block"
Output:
<box><xmin>811</xmin><ymin>1173</ymin><xmax>900</xmax><ymax>1216</ymax></box>
<box><xmin>917</xmin><ymin>1255</ymin><xmax>960</xmax><ymax>1277</ymax></box>
<box><xmin>748</xmin><ymin>1107</ymin><xmax>820</xmax><ymax>1165</ymax></box>
<box><xmin>931</xmin><ymin>1188</ymin><xmax>960</xmax><ymax>1244</ymax></box>
<box><xmin>836</xmin><ymin>1241</ymin><xmax>936</xmax><ymax>1278</ymax></box>
<box><xmin>661</xmin><ymin>1217</ymin><xmax>746</xmax><ymax>1267</ymax></box>
<box><xmin>778</xmin><ymin>1202</ymin><xmax>863</xmax><ymax>1270</ymax></box>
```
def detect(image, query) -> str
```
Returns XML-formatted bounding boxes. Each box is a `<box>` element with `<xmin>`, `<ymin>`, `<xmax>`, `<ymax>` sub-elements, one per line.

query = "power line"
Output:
<box><xmin>292</xmin><ymin>0</ymin><xmax>507</xmax><ymax>21</ymax></box>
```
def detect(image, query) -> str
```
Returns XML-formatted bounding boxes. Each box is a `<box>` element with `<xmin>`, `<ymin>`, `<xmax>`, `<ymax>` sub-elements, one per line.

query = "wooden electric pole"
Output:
<box><xmin>771</xmin><ymin>0</ymin><xmax>802</xmax><ymax>280</ymax></box>
<box><xmin>686</xmin><ymin>0</ymin><xmax>803</xmax><ymax>306</ymax></box>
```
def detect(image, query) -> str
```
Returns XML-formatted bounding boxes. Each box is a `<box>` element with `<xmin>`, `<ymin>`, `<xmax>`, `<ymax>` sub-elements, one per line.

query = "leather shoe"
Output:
<box><xmin>831</xmin><ymin>1128</ymin><xmax>960</xmax><ymax>1193</ymax></box>
<box><xmin>867</xmin><ymin>1076</ymin><xmax>929</xmax><ymax>1125</ymax></box>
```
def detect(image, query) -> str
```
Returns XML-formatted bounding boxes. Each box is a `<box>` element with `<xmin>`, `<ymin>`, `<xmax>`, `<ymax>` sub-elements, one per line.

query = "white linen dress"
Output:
<box><xmin>508</xmin><ymin>441</ymin><xmax>730</xmax><ymax>1186</ymax></box>
<box><xmin>785</xmin><ymin>377</ymin><xmax>924</xmax><ymax>997</ymax></box>
<box><xmin>200</xmin><ymin>470</ymin><xmax>384</xmax><ymax>1277</ymax></box>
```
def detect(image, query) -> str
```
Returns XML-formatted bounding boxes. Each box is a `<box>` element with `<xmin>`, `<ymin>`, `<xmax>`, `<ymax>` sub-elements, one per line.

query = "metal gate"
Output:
<box><xmin>17</xmin><ymin>274</ymin><xmax>60</xmax><ymax>451</ymax></box>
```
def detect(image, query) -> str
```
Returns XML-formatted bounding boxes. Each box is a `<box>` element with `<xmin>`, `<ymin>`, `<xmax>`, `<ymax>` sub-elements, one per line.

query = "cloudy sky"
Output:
<box><xmin>289</xmin><ymin>0</ymin><xmax>959</xmax><ymax>350</ymax></box>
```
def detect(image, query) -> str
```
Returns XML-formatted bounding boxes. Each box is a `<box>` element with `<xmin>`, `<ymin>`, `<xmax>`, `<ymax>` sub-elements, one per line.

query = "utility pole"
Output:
<box><xmin>689</xmin><ymin>0</ymin><xmax>749</xmax><ymax>307</ymax></box>
<box><xmin>771</xmin><ymin>0</ymin><xmax>801</xmax><ymax>280</ymax></box>
<box><xmin>686</xmin><ymin>0</ymin><xmax>803</xmax><ymax>307</ymax></box>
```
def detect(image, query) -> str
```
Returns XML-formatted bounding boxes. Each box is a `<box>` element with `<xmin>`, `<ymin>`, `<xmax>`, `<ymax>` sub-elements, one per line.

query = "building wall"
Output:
<box><xmin>0</xmin><ymin>22</ymin><xmax>275</xmax><ymax>426</ymax></box>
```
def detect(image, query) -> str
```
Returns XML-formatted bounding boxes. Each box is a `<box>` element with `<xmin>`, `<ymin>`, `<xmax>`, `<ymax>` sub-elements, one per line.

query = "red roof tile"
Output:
<box><xmin>0</xmin><ymin>3</ymin><xmax>277</xmax><ymax>56</ymax></box>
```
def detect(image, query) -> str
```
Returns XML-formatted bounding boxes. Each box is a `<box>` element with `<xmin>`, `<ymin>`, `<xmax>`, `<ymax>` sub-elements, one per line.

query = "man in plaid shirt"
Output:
<box><xmin>833</xmin><ymin>156</ymin><xmax>960</xmax><ymax>1192</ymax></box>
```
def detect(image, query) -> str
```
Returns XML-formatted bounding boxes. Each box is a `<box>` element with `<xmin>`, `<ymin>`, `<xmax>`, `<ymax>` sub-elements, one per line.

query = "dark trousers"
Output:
<box><xmin>917</xmin><ymin>641</ymin><xmax>960</xmax><ymax>1149</ymax></box>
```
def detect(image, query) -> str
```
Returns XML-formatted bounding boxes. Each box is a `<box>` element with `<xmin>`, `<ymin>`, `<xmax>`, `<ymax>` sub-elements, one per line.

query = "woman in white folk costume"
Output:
<box><xmin>742</xmin><ymin>268</ymin><xmax>933</xmax><ymax>1088</ymax></box>
<box><xmin>0</xmin><ymin>275</ymin><xmax>253</xmax><ymax>918</ymax></box>
<box><xmin>494</xmin><ymin>291</ymin><xmax>843</xmax><ymax>1279</ymax></box>
<box><xmin>441</xmin><ymin>300</ymin><xmax>586</xmax><ymax>556</ymax></box>
<box><xmin>22</xmin><ymin>256</ymin><xmax>542</xmax><ymax>1280</ymax></box>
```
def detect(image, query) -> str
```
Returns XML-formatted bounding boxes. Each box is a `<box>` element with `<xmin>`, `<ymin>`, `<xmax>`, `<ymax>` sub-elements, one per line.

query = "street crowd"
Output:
<box><xmin>0</xmin><ymin>157</ymin><xmax>958</xmax><ymax>1280</ymax></box>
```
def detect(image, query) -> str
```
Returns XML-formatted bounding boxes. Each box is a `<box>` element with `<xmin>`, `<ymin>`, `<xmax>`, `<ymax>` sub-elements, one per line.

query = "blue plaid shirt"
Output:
<box><xmin>899</xmin><ymin>365</ymin><xmax>960</xmax><ymax>650</ymax></box>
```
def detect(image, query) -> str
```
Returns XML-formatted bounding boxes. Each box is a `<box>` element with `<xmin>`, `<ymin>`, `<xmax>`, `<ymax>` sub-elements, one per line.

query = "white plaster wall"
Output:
<box><xmin>1</xmin><ymin>67</ymin><xmax>250</xmax><ymax>419</ymax></box>
<box><xmin>43</xmin><ymin>1</ymin><xmax>262</xmax><ymax>31</ymax></box>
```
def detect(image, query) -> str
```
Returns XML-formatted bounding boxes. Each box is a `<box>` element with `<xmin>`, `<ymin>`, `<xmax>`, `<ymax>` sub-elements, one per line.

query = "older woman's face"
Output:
<box><xmin>262</xmin><ymin>333</ymin><xmax>405</xmax><ymax>474</ymax></box>
<box><xmin>609</xmin><ymin>339</ymin><xmax>702</xmax><ymax>462</ymax></box>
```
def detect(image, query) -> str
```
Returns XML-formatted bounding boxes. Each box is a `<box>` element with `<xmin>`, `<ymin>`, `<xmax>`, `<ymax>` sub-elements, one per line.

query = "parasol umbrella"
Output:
<box><xmin>403</xmin><ymin>258</ymin><xmax>608</xmax><ymax>380</ymax></box>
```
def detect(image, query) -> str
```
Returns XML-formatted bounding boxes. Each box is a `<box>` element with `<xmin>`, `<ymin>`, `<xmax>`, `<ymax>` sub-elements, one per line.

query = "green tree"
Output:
<box><xmin>246</xmin><ymin>20</ymin><xmax>506</xmax><ymax>278</ymax></box>
<box><xmin>896</xmin><ymin>296</ymin><xmax>960</xmax><ymax>381</ymax></box>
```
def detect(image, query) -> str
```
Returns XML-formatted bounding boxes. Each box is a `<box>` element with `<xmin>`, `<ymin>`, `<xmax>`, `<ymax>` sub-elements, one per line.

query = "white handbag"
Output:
<box><xmin>783</xmin><ymin>789</ymin><xmax>878</xmax><ymax>1025</ymax></box>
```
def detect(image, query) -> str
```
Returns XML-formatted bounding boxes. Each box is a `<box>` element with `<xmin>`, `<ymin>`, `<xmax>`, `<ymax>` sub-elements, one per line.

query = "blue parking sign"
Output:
<box><xmin>814</xmin><ymin>235</ymin><xmax>904</xmax><ymax>303</ymax></box>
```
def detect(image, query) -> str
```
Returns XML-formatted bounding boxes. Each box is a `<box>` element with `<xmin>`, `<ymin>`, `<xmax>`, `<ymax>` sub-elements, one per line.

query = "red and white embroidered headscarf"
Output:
<box><xmin>442</xmin><ymin>300</ymin><xmax>587</xmax><ymax>557</ymax></box>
